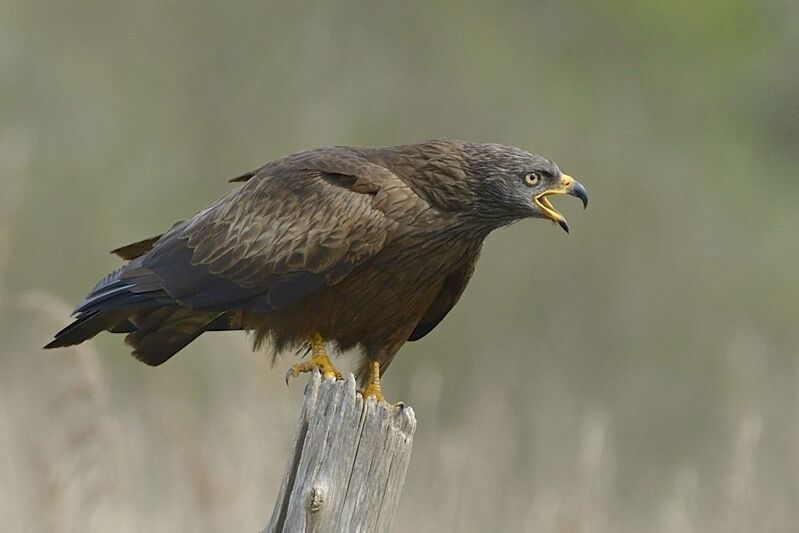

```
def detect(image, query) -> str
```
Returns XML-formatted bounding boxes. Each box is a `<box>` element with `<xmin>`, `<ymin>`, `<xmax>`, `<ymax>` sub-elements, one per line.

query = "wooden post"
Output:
<box><xmin>264</xmin><ymin>372</ymin><xmax>416</xmax><ymax>533</ymax></box>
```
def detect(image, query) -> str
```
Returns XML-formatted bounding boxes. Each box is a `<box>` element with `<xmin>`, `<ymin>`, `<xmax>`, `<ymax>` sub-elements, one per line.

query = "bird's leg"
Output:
<box><xmin>359</xmin><ymin>360</ymin><xmax>385</xmax><ymax>403</ymax></box>
<box><xmin>286</xmin><ymin>332</ymin><xmax>342</xmax><ymax>383</ymax></box>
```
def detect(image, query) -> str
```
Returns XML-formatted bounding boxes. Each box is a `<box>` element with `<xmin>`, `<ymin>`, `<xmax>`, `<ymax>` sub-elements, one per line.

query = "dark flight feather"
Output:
<box><xmin>408</xmin><ymin>254</ymin><xmax>479</xmax><ymax>341</ymax></box>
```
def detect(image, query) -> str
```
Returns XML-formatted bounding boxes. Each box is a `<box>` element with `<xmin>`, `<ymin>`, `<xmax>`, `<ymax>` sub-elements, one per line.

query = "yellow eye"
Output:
<box><xmin>524</xmin><ymin>173</ymin><xmax>540</xmax><ymax>186</ymax></box>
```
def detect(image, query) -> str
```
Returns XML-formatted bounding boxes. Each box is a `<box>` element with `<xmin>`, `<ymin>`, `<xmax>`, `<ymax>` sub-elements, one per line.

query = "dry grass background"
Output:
<box><xmin>1</xmin><ymin>1</ymin><xmax>798</xmax><ymax>532</ymax></box>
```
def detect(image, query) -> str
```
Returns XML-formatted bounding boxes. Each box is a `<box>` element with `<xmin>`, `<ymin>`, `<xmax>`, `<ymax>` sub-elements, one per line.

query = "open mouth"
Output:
<box><xmin>534</xmin><ymin>192</ymin><xmax>565</xmax><ymax>223</ymax></box>
<box><xmin>534</xmin><ymin>191</ymin><xmax>569</xmax><ymax>232</ymax></box>
<box><xmin>532</xmin><ymin>174</ymin><xmax>588</xmax><ymax>233</ymax></box>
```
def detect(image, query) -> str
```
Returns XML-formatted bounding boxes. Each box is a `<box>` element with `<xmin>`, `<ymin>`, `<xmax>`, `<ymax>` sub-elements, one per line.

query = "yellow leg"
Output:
<box><xmin>286</xmin><ymin>332</ymin><xmax>342</xmax><ymax>383</ymax></box>
<box><xmin>359</xmin><ymin>360</ymin><xmax>385</xmax><ymax>403</ymax></box>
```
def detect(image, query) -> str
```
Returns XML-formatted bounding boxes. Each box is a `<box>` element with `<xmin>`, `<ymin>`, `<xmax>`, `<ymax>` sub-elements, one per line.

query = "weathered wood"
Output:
<box><xmin>264</xmin><ymin>372</ymin><xmax>416</xmax><ymax>533</ymax></box>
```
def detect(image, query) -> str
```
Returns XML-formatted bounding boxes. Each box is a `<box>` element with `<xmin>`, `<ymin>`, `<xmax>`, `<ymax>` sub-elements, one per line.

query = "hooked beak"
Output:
<box><xmin>533</xmin><ymin>174</ymin><xmax>589</xmax><ymax>233</ymax></box>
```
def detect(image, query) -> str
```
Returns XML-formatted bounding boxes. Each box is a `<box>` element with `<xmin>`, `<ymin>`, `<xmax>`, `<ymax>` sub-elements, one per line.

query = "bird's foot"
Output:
<box><xmin>285</xmin><ymin>332</ymin><xmax>342</xmax><ymax>384</ymax></box>
<box><xmin>359</xmin><ymin>360</ymin><xmax>388</xmax><ymax>403</ymax></box>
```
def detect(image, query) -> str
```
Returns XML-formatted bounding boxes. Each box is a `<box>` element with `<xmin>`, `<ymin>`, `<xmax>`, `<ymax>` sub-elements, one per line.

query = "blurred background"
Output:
<box><xmin>1</xmin><ymin>1</ymin><xmax>798</xmax><ymax>531</ymax></box>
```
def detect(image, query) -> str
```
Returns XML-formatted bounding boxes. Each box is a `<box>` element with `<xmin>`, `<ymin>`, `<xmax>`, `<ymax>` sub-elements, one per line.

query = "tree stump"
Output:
<box><xmin>264</xmin><ymin>372</ymin><xmax>416</xmax><ymax>533</ymax></box>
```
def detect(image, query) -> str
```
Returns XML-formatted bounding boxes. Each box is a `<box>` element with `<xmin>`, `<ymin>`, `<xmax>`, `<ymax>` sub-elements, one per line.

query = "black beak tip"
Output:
<box><xmin>569</xmin><ymin>180</ymin><xmax>589</xmax><ymax>209</ymax></box>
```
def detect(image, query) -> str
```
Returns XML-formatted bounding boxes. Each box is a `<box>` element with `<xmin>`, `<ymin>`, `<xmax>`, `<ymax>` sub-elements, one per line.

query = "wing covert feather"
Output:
<box><xmin>184</xmin><ymin>170</ymin><xmax>387</xmax><ymax>287</ymax></box>
<box><xmin>143</xmin><ymin>151</ymin><xmax>419</xmax><ymax>312</ymax></box>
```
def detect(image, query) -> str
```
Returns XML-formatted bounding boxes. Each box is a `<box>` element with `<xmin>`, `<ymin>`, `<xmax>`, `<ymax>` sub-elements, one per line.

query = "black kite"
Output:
<box><xmin>46</xmin><ymin>140</ymin><xmax>588</xmax><ymax>400</ymax></box>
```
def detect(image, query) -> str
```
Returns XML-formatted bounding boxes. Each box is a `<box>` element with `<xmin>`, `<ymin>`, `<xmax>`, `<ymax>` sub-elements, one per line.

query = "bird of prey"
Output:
<box><xmin>45</xmin><ymin>140</ymin><xmax>588</xmax><ymax>401</ymax></box>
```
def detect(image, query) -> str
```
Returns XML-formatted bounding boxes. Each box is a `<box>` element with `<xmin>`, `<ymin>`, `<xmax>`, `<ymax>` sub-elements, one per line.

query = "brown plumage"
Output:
<box><xmin>45</xmin><ymin>140</ymin><xmax>587</xmax><ymax>390</ymax></box>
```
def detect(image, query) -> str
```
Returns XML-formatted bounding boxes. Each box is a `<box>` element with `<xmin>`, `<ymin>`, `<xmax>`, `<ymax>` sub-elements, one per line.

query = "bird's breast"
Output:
<box><xmin>244</xmin><ymin>226</ymin><xmax>482</xmax><ymax>356</ymax></box>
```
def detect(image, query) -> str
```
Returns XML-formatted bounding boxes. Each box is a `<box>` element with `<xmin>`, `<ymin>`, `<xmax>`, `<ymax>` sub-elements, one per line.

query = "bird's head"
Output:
<box><xmin>463</xmin><ymin>143</ymin><xmax>588</xmax><ymax>232</ymax></box>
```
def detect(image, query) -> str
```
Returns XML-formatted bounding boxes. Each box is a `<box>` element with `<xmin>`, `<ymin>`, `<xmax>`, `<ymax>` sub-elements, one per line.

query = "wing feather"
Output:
<box><xmin>139</xmin><ymin>150</ymin><xmax>407</xmax><ymax>312</ymax></box>
<box><xmin>408</xmin><ymin>250</ymin><xmax>480</xmax><ymax>341</ymax></box>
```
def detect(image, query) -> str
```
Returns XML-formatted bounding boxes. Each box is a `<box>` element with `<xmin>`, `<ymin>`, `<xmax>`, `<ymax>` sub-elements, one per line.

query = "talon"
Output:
<box><xmin>286</xmin><ymin>332</ymin><xmax>342</xmax><ymax>383</ymax></box>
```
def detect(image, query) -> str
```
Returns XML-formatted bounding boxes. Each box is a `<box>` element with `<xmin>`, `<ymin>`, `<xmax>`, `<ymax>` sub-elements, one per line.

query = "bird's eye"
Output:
<box><xmin>524</xmin><ymin>173</ymin><xmax>541</xmax><ymax>186</ymax></box>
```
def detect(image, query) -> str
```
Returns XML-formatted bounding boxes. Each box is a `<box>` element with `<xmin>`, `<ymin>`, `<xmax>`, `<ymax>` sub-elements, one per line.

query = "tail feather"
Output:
<box><xmin>44</xmin><ymin>310</ymin><xmax>128</xmax><ymax>349</ymax></box>
<box><xmin>124</xmin><ymin>309</ymin><xmax>223</xmax><ymax>366</ymax></box>
<box><xmin>47</xmin><ymin>229</ymin><xmax>237</xmax><ymax>363</ymax></box>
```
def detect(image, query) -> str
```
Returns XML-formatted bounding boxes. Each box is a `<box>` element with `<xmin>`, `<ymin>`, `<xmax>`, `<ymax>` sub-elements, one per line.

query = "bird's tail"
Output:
<box><xmin>122</xmin><ymin>308</ymin><xmax>223</xmax><ymax>366</ymax></box>
<box><xmin>45</xmin><ymin>307</ymin><xmax>226</xmax><ymax>366</ymax></box>
<box><xmin>44</xmin><ymin>310</ymin><xmax>129</xmax><ymax>349</ymax></box>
